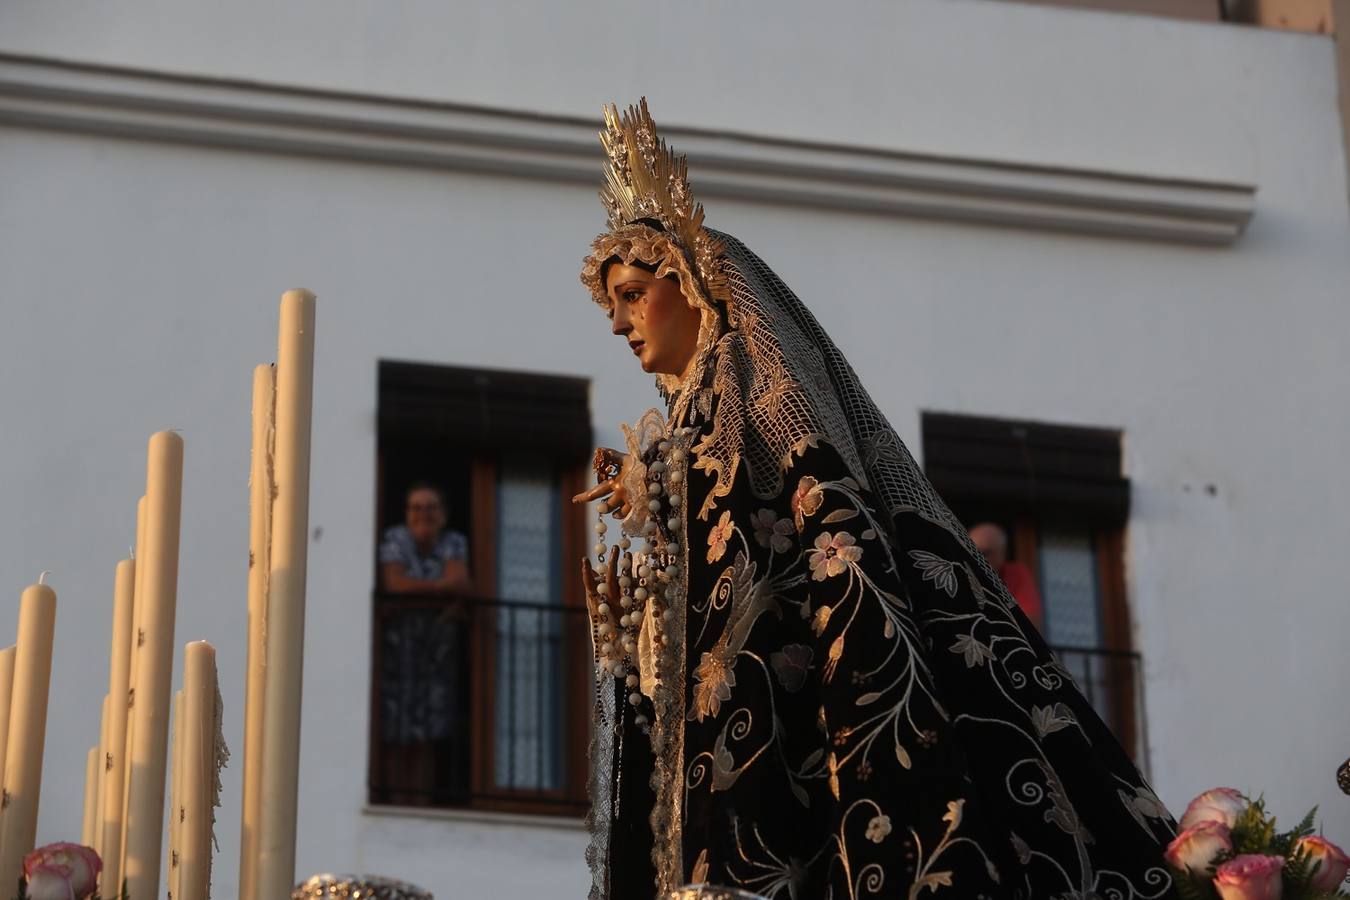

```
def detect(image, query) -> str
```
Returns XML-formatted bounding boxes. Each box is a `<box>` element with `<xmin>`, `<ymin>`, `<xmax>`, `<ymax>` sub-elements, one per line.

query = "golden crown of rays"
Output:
<box><xmin>598</xmin><ymin>99</ymin><xmax>728</xmax><ymax>304</ymax></box>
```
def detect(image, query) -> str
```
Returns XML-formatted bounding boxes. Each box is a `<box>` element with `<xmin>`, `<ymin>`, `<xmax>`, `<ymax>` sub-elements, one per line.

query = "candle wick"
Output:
<box><xmin>37</xmin><ymin>570</ymin><xmax>51</xmax><ymax>586</ymax></box>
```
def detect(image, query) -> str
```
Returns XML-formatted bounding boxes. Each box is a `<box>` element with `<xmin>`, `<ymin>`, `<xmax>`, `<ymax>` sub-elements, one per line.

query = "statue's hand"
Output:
<box><xmin>571</xmin><ymin>446</ymin><xmax>634</xmax><ymax>519</ymax></box>
<box><xmin>579</xmin><ymin>552</ymin><xmax>622</xmax><ymax>668</ymax></box>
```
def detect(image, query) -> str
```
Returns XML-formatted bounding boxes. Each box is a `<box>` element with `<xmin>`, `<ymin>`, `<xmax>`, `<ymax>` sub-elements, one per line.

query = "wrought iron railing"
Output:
<box><xmin>367</xmin><ymin>594</ymin><xmax>1150</xmax><ymax>813</ymax></box>
<box><xmin>368</xmin><ymin>593</ymin><xmax>591</xmax><ymax>814</ymax></box>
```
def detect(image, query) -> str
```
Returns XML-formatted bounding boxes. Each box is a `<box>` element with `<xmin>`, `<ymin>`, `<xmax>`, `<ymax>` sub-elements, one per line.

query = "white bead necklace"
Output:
<box><xmin>590</xmin><ymin>423</ymin><xmax>696</xmax><ymax>732</ymax></box>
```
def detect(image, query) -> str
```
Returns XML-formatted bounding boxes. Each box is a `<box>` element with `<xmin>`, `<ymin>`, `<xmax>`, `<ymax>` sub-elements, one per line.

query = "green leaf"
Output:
<box><xmin>1288</xmin><ymin>806</ymin><xmax>1318</xmax><ymax>843</ymax></box>
<box><xmin>1170</xmin><ymin>867</ymin><xmax>1215</xmax><ymax>900</ymax></box>
<box><xmin>1232</xmin><ymin>797</ymin><xmax>1277</xmax><ymax>855</ymax></box>
<box><xmin>1283</xmin><ymin>845</ymin><xmax>1314</xmax><ymax>891</ymax></box>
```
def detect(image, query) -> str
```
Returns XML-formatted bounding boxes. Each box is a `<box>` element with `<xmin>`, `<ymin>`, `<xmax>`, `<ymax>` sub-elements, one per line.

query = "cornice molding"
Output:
<box><xmin>0</xmin><ymin>53</ymin><xmax>1255</xmax><ymax>244</ymax></box>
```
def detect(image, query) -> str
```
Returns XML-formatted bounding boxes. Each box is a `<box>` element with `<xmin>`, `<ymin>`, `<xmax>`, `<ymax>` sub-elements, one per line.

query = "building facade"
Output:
<box><xmin>2</xmin><ymin>1</ymin><xmax>1349</xmax><ymax>896</ymax></box>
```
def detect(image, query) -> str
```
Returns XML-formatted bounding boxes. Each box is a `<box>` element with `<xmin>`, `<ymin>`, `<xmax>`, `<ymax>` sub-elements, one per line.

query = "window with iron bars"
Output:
<box><xmin>369</xmin><ymin>361</ymin><xmax>592</xmax><ymax>815</ymax></box>
<box><xmin>921</xmin><ymin>411</ymin><xmax>1151</xmax><ymax>776</ymax></box>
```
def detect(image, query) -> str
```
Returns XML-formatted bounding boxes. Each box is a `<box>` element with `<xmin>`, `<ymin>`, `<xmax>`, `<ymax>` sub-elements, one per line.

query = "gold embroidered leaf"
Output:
<box><xmin>1030</xmin><ymin>703</ymin><xmax>1076</xmax><ymax>738</ymax></box>
<box><xmin>950</xmin><ymin>634</ymin><xmax>994</xmax><ymax>668</ymax></box>
<box><xmin>862</xmin><ymin>528</ymin><xmax>877</xmax><ymax>541</ymax></box>
<box><xmin>856</xmin><ymin>691</ymin><xmax>883</xmax><ymax>706</ymax></box>
<box><xmin>712</xmin><ymin>742</ymin><xmax>739</xmax><ymax>792</ymax></box>
<box><xmin>822</xmin><ymin>509</ymin><xmax>857</xmax><ymax>525</ymax></box>
<box><xmin>896</xmin><ymin>743</ymin><xmax>912</xmax><ymax>769</ymax></box>
<box><xmin>691</xmin><ymin>848</ymin><xmax>709</xmax><ymax>884</ymax></box>
<box><xmin>790</xmin><ymin>780</ymin><xmax>810</xmax><ymax>808</ymax></box>
<box><xmin>883</xmin><ymin>618</ymin><xmax>895</xmax><ymax>638</ymax></box>
<box><xmin>799</xmin><ymin>747</ymin><xmax>825</xmax><ymax>774</ymax></box>
<box><xmin>822</xmin><ymin>634</ymin><xmax>845</xmax><ymax>683</ymax></box>
<box><xmin>911</xmin><ymin>871</ymin><xmax>953</xmax><ymax>898</ymax></box>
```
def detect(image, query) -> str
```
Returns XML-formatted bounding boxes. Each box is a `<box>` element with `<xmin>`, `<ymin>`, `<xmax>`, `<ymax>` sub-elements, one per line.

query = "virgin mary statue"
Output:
<box><xmin>573</xmin><ymin>100</ymin><xmax>1177</xmax><ymax>900</ymax></box>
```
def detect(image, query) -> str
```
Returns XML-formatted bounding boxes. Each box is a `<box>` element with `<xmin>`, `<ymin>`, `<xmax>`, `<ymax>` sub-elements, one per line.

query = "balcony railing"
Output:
<box><xmin>368</xmin><ymin>593</ymin><xmax>591</xmax><ymax>815</ymax></box>
<box><xmin>368</xmin><ymin>594</ymin><xmax>1149</xmax><ymax>814</ymax></box>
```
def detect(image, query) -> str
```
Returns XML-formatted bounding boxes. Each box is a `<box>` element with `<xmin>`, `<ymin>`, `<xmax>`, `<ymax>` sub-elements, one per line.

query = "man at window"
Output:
<box><xmin>379</xmin><ymin>482</ymin><xmax>471</xmax><ymax>593</ymax></box>
<box><xmin>969</xmin><ymin>521</ymin><xmax>1044</xmax><ymax>630</ymax></box>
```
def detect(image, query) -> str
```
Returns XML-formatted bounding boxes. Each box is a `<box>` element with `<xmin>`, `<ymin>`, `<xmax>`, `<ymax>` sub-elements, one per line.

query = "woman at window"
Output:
<box><xmin>573</xmin><ymin>101</ymin><xmax>1176</xmax><ymax>900</ymax></box>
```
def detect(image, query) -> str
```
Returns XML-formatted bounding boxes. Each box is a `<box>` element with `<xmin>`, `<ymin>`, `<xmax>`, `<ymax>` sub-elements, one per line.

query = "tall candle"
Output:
<box><xmin>102</xmin><ymin>556</ymin><xmax>135</xmax><ymax>896</ymax></box>
<box><xmin>0</xmin><ymin>645</ymin><xmax>16</xmax><ymax>814</ymax></box>
<box><xmin>119</xmin><ymin>498</ymin><xmax>148</xmax><ymax>887</ymax></box>
<box><xmin>168</xmin><ymin>690</ymin><xmax>184</xmax><ymax>900</ymax></box>
<box><xmin>239</xmin><ymin>363</ymin><xmax>275</xmax><ymax>900</ymax></box>
<box><xmin>0</xmin><ymin>582</ymin><xmax>58</xmax><ymax>893</ymax></box>
<box><xmin>93</xmin><ymin>694</ymin><xmax>110</xmax><ymax>860</ymax></box>
<box><xmin>82</xmin><ymin>746</ymin><xmax>98</xmax><ymax>847</ymax></box>
<box><xmin>179</xmin><ymin>642</ymin><xmax>216</xmax><ymax>900</ymax></box>
<box><xmin>122</xmin><ymin>432</ymin><xmax>184</xmax><ymax>900</ymax></box>
<box><xmin>258</xmin><ymin>290</ymin><xmax>316</xmax><ymax>898</ymax></box>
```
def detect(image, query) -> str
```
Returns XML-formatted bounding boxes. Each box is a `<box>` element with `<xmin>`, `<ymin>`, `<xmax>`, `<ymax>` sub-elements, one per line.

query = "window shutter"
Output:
<box><xmin>379</xmin><ymin>361</ymin><xmax>592</xmax><ymax>458</ymax></box>
<box><xmin>921</xmin><ymin>412</ymin><xmax>1128</xmax><ymax>526</ymax></box>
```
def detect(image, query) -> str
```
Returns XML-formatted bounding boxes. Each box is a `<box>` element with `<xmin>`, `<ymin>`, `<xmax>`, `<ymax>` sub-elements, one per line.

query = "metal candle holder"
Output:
<box><xmin>292</xmin><ymin>874</ymin><xmax>433</xmax><ymax>900</ymax></box>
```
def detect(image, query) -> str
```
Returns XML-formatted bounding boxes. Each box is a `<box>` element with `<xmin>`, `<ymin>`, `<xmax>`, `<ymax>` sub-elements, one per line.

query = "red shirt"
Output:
<box><xmin>998</xmin><ymin>560</ymin><xmax>1043</xmax><ymax>627</ymax></box>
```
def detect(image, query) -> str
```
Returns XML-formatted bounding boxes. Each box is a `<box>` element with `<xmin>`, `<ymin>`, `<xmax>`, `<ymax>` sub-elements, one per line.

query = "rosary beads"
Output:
<box><xmin>590</xmin><ymin>425</ymin><xmax>695</xmax><ymax>729</ymax></box>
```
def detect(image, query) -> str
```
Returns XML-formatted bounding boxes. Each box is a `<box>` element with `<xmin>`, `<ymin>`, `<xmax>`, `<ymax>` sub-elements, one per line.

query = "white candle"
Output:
<box><xmin>168</xmin><ymin>690</ymin><xmax>184</xmax><ymax>900</ymax></box>
<box><xmin>239</xmin><ymin>363</ymin><xmax>275</xmax><ymax>900</ymax></box>
<box><xmin>258</xmin><ymin>290</ymin><xmax>315</xmax><ymax>898</ymax></box>
<box><xmin>179</xmin><ymin>642</ymin><xmax>217</xmax><ymax>900</ymax></box>
<box><xmin>0</xmin><ymin>582</ymin><xmax>58</xmax><ymax>893</ymax></box>
<box><xmin>94</xmin><ymin>694</ymin><xmax>110</xmax><ymax>861</ymax></box>
<box><xmin>122</xmin><ymin>432</ymin><xmax>184</xmax><ymax>900</ymax></box>
<box><xmin>103</xmin><ymin>555</ymin><xmax>136</xmax><ymax>896</ymax></box>
<box><xmin>0</xmin><ymin>645</ymin><xmax>16</xmax><ymax>818</ymax></box>
<box><xmin>81</xmin><ymin>746</ymin><xmax>98</xmax><ymax>847</ymax></box>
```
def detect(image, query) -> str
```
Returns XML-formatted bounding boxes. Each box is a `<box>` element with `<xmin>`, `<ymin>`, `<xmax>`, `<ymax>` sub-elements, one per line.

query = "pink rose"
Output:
<box><xmin>1180</xmin><ymin>787</ymin><xmax>1248</xmax><ymax>830</ymax></box>
<box><xmin>1296</xmin><ymin>834</ymin><xmax>1350</xmax><ymax>892</ymax></box>
<box><xmin>23</xmin><ymin>842</ymin><xmax>101</xmax><ymax>899</ymax></box>
<box><xmin>1165</xmin><ymin>820</ymin><xmax>1232</xmax><ymax>874</ymax></box>
<box><xmin>1213</xmin><ymin>854</ymin><xmax>1284</xmax><ymax>900</ymax></box>
<box><xmin>24</xmin><ymin>865</ymin><xmax>75</xmax><ymax>900</ymax></box>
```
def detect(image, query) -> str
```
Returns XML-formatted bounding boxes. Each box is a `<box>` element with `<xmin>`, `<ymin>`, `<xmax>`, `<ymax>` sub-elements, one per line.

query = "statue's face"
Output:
<box><xmin>606</xmin><ymin>263</ymin><xmax>702</xmax><ymax>379</ymax></box>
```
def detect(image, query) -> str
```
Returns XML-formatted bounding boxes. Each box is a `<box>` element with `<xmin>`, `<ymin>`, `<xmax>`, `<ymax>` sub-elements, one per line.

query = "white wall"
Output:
<box><xmin>2</xmin><ymin>1</ymin><xmax>1349</xmax><ymax>896</ymax></box>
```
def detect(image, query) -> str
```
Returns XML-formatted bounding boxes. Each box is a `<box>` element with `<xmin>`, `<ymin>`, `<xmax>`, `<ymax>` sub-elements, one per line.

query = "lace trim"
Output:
<box><xmin>583</xmin><ymin>681</ymin><xmax>618</xmax><ymax>900</ymax></box>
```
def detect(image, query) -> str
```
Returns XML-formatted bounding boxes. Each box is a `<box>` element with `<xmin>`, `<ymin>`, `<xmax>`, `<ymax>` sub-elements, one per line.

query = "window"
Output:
<box><xmin>370</xmin><ymin>361</ymin><xmax>592</xmax><ymax>815</ymax></box>
<box><xmin>921</xmin><ymin>412</ymin><xmax>1147</xmax><ymax>772</ymax></box>
<box><xmin>1002</xmin><ymin>0</ymin><xmax>1221</xmax><ymax>20</ymax></box>
<box><xmin>1221</xmin><ymin>0</ymin><xmax>1335</xmax><ymax>32</ymax></box>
